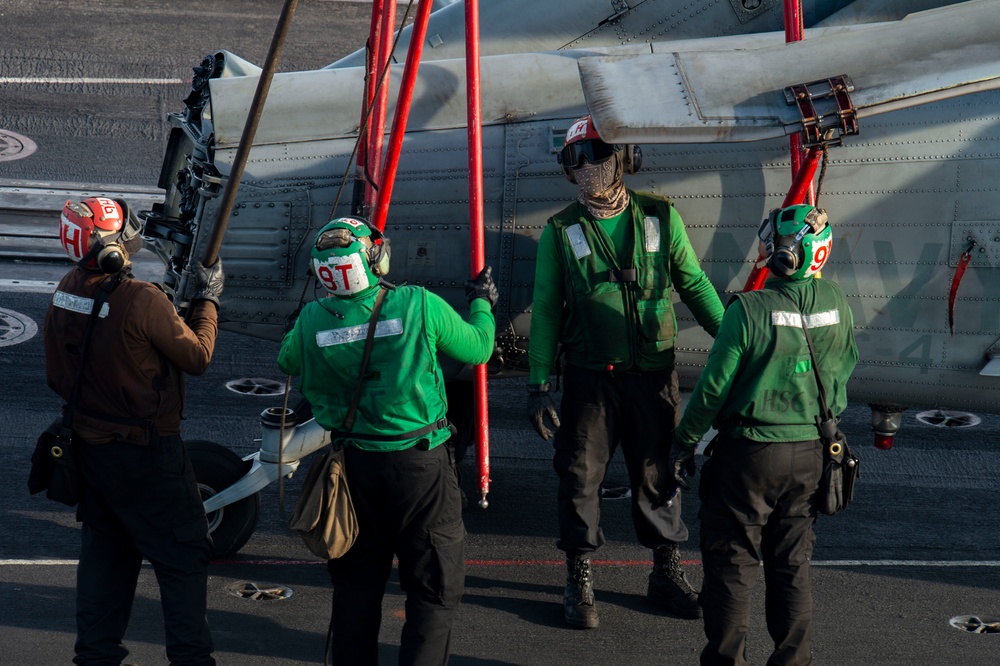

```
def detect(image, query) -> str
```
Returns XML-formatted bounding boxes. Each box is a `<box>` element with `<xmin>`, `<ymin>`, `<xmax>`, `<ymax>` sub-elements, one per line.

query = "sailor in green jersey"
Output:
<box><xmin>527</xmin><ymin>116</ymin><xmax>724</xmax><ymax>628</ymax></box>
<box><xmin>670</xmin><ymin>204</ymin><xmax>858</xmax><ymax>666</ymax></box>
<box><xmin>278</xmin><ymin>217</ymin><xmax>497</xmax><ymax>666</ymax></box>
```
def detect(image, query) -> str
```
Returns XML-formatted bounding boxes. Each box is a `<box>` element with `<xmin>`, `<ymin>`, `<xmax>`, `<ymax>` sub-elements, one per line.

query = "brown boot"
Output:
<box><xmin>647</xmin><ymin>544</ymin><xmax>702</xmax><ymax>619</ymax></box>
<box><xmin>564</xmin><ymin>555</ymin><xmax>599</xmax><ymax>629</ymax></box>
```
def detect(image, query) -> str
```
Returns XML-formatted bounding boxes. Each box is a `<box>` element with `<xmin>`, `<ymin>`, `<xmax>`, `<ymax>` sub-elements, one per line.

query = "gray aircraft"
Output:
<box><xmin>138</xmin><ymin>0</ymin><xmax>1000</xmax><ymax>554</ymax></box>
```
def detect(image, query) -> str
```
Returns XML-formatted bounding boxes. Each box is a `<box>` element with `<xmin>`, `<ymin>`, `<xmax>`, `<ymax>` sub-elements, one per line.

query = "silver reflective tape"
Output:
<box><xmin>52</xmin><ymin>290</ymin><xmax>110</xmax><ymax>318</ymax></box>
<box><xmin>771</xmin><ymin>309</ymin><xmax>840</xmax><ymax>328</ymax></box>
<box><xmin>566</xmin><ymin>224</ymin><xmax>592</xmax><ymax>260</ymax></box>
<box><xmin>644</xmin><ymin>215</ymin><xmax>661</xmax><ymax>253</ymax></box>
<box><xmin>315</xmin><ymin>318</ymin><xmax>404</xmax><ymax>348</ymax></box>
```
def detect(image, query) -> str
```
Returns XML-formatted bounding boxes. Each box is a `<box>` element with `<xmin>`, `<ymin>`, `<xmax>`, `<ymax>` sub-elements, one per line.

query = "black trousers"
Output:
<box><xmin>327</xmin><ymin>442</ymin><xmax>465</xmax><ymax>666</ymax></box>
<box><xmin>74</xmin><ymin>435</ymin><xmax>215</xmax><ymax>666</ymax></box>
<box><xmin>698</xmin><ymin>435</ymin><xmax>823</xmax><ymax>666</ymax></box>
<box><xmin>553</xmin><ymin>364</ymin><xmax>688</xmax><ymax>555</ymax></box>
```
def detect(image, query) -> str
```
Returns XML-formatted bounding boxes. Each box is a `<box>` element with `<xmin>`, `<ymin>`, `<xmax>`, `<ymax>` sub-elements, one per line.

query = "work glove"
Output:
<box><xmin>527</xmin><ymin>382</ymin><xmax>560</xmax><ymax>440</ymax></box>
<box><xmin>283</xmin><ymin>303</ymin><xmax>303</xmax><ymax>335</ymax></box>
<box><xmin>464</xmin><ymin>265</ymin><xmax>499</xmax><ymax>309</ymax></box>
<box><xmin>192</xmin><ymin>259</ymin><xmax>225</xmax><ymax>308</ymax></box>
<box><xmin>668</xmin><ymin>436</ymin><xmax>697</xmax><ymax>491</ymax></box>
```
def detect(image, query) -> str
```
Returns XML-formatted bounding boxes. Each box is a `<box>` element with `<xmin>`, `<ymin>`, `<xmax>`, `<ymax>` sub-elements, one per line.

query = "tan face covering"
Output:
<box><xmin>573</xmin><ymin>158</ymin><xmax>630</xmax><ymax>219</ymax></box>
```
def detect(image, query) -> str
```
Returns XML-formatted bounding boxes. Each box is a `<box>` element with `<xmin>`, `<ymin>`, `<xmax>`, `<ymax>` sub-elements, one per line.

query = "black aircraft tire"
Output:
<box><xmin>186</xmin><ymin>439</ymin><xmax>260</xmax><ymax>558</ymax></box>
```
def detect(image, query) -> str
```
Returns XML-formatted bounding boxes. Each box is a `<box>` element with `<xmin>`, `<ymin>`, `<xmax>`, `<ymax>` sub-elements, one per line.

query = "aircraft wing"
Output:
<box><xmin>579</xmin><ymin>0</ymin><xmax>1000</xmax><ymax>144</ymax></box>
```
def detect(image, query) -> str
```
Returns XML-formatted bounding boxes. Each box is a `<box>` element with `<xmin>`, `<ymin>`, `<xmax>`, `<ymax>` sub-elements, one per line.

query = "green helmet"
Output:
<box><xmin>310</xmin><ymin>216</ymin><xmax>390</xmax><ymax>296</ymax></box>
<box><xmin>757</xmin><ymin>204</ymin><xmax>832</xmax><ymax>280</ymax></box>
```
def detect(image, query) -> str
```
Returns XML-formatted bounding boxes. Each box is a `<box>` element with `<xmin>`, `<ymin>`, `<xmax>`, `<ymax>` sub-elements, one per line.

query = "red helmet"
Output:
<box><xmin>59</xmin><ymin>197</ymin><xmax>141</xmax><ymax>273</ymax></box>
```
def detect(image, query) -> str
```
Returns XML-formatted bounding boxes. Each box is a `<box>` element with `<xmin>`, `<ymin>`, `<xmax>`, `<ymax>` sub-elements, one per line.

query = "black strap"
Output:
<box><xmin>331</xmin><ymin>417</ymin><xmax>451</xmax><ymax>443</ymax></box>
<box><xmin>607</xmin><ymin>268</ymin><xmax>637</xmax><ymax>283</ymax></box>
<box><xmin>776</xmin><ymin>290</ymin><xmax>838</xmax><ymax>437</ymax></box>
<box><xmin>62</xmin><ymin>275</ymin><xmax>122</xmax><ymax>432</ymax></box>
<box><xmin>342</xmin><ymin>287</ymin><xmax>387</xmax><ymax>432</ymax></box>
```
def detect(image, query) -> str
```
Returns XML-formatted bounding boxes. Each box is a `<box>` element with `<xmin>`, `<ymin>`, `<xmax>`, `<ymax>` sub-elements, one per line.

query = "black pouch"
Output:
<box><xmin>817</xmin><ymin>429</ymin><xmax>859</xmax><ymax>516</ymax></box>
<box><xmin>28</xmin><ymin>420</ymin><xmax>80</xmax><ymax>507</ymax></box>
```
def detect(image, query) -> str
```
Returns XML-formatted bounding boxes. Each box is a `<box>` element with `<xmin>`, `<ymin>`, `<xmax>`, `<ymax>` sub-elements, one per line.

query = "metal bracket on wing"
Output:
<box><xmin>784</xmin><ymin>75</ymin><xmax>858</xmax><ymax>148</ymax></box>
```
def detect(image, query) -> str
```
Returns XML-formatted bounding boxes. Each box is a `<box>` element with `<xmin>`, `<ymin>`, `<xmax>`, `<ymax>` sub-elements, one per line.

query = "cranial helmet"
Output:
<box><xmin>757</xmin><ymin>204</ymin><xmax>832</xmax><ymax>280</ymax></box>
<box><xmin>59</xmin><ymin>197</ymin><xmax>143</xmax><ymax>273</ymax></box>
<box><xmin>557</xmin><ymin>115</ymin><xmax>642</xmax><ymax>183</ymax></box>
<box><xmin>311</xmin><ymin>216</ymin><xmax>391</xmax><ymax>296</ymax></box>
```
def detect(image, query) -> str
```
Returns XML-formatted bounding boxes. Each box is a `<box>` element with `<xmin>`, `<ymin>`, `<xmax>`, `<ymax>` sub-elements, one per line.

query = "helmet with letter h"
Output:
<box><xmin>59</xmin><ymin>197</ymin><xmax>144</xmax><ymax>274</ymax></box>
<box><xmin>757</xmin><ymin>203</ymin><xmax>832</xmax><ymax>280</ymax></box>
<box><xmin>311</xmin><ymin>216</ymin><xmax>391</xmax><ymax>297</ymax></box>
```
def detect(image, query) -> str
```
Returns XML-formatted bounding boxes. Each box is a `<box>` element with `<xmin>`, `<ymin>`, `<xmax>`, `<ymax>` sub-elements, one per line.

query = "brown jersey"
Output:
<box><xmin>44</xmin><ymin>267</ymin><xmax>218</xmax><ymax>444</ymax></box>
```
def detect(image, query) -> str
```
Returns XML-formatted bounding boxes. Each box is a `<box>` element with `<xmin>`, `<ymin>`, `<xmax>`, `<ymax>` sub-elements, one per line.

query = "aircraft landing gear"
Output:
<box><xmin>187</xmin><ymin>440</ymin><xmax>260</xmax><ymax>558</ymax></box>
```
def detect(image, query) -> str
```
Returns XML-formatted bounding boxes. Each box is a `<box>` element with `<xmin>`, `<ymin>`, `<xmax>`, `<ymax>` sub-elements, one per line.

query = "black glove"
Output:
<box><xmin>192</xmin><ymin>259</ymin><xmax>225</xmax><ymax>308</ymax></box>
<box><xmin>527</xmin><ymin>382</ymin><xmax>560</xmax><ymax>440</ymax></box>
<box><xmin>283</xmin><ymin>303</ymin><xmax>303</xmax><ymax>334</ymax></box>
<box><xmin>668</xmin><ymin>437</ymin><xmax>697</xmax><ymax>490</ymax></box>
<box><xmin>464</xmin><ymin>265</ymin><xmax>499</xmax><ymax>309</ymax></box>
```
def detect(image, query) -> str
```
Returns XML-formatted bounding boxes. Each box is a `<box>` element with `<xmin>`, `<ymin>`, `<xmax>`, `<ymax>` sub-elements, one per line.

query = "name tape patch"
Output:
<box><xmin>316</xmin><ymin>318</ymin><xmax>404</xmax><ymax>348</ymax></box>
<box><xmin>52</xmin><ymin>290</ymin><xmax>110</xmax><ymax>318</ymax></box>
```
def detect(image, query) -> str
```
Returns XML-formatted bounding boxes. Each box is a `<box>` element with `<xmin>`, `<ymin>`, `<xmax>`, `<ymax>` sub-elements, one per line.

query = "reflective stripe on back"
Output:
<box><xmin>771</xmin><ymin>309</ymin><xmax>840</xmax><ymax>328</ymax></box>
<box><xmin>52</xmin><ymin>290</ymin><xmax>110</xmax><ymax>318</ymax></box>
<box><xmin>315</xmin><ymin>318</ymin><xmax>403</xmax><ymax>348</ymax></box>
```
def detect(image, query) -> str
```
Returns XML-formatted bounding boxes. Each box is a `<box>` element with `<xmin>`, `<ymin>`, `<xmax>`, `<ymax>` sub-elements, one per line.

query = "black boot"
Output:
<box><xmin>648</xmin><ymin>544</ymin><xmax>702</xmax><ymax>619</ymax></box>
<box><xmin>564</xmin><ymin>555</ymin><xmax>599</xmax><ymax>629</ymax></box>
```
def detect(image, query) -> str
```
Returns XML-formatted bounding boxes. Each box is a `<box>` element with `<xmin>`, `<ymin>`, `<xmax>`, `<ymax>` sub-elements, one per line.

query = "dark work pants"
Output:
<box><xmin>553</xmin><ymin>364</ymin><xmax>688</xmax><ymax>555</ymax></box>
<box><xmin>327</xmin><ymin>442</ymin><xmax>465</xmax><ymax>666</ymax></box>
<box><xmin>74</xmin><ymin>435</ymin><xmax>215</xmax><ymax>666</ymax></box>
<box><xmin>698</xmin><ymin>435</ymin><xmax>823</xmax><ymax>666</ymax></box>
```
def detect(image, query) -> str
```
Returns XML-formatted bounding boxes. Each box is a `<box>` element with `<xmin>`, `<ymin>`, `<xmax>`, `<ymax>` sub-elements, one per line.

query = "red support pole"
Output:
<box><xmin>370</xmin><ymin>0</ymin><xmax>435</xmax><ymax>233</ymax></box>
<box><xmin>351</xmin><ymin>0</ymin><xmax>384</xmax><ymax>216</ymax></box>
<box><xmin>742</xmin><ymin>0</ymin><xmax>815</xmax><ymax>292</ymax></box>
<box><xmin>365</xmin><ymin>0</ymin><xmax>397</xmax><ymax>215</ymax></box>
<box><xmin>465</xmin><ymin>0</ymin><xmax>490</xmax><ymax>508</ymax></box>
<box><xmin>783</xmin><ymin>0</ymin><xmax>814</xmax><ymax>206</ymax></box>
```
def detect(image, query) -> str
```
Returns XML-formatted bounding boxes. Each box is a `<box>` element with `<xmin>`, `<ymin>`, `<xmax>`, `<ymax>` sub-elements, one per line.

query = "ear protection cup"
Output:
<box><xmin>91</xmin><ymin>199</ymin><xmax>142</xmax><ymax>274</ymax></box>
<box><xmin>367</xmin><ymin>232</ymin><xmax>391</xmax><ymax>276</ymax></box>
<box><xmin>768</xmin><ymin>239</ymin><xmax>801</xmax><ymax>277</ymax></box>
<box><xmin>96</xmin><ymin>242</ymin><xmax>127</xmax><ymax>274</ymax></box>
<box><xmin>622</xmin><ymin>144</ymin><xmax>642</xmax><ymax>175</ymax></box>
<box><xmin>362</xmin><ymin>223</ymin><xmax>391</xmax><ymax>276</ymax></box>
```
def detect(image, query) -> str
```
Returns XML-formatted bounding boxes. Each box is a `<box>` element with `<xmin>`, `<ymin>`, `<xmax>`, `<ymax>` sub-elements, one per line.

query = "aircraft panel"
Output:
<box><xmin>582</xmin><ymin>1</ymin><xmax>1000</xmax><ymax>144</ymax></box>
<box><xmin>332</xmin><ymin>0</ymin><xmax>876</xmax><ymax>68</ymax></box>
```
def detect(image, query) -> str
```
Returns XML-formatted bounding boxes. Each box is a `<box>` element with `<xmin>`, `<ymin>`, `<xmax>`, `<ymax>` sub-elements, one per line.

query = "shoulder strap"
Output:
<box><xmin>62</xmin><ymin>274</ymin><xmax>123</xmax><ymax>430</ymax></box>
<box><xmin>775</xmin><ymin>289</ymin><xmax>838</xmax><ymax>438</ymax></box>
<box><xmin>342</xmin><ymin>287</ymin><xmax>387</xmax><ymax>432</ymax></box>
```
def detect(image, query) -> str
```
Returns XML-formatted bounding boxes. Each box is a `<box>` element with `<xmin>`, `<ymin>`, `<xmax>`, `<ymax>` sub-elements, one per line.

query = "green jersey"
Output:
<box><xmin>278</xmin><ymin>285</ymin><xmax>495</xmax><ymax>451</ymax></box>
<box><xmin>528</xmin><ymin>191</ymin><xmax>723</xmax><ymax>384</ymax></box>
<box><xmin>675</xmin><ymin>276</ymin><xmax>858</xmax><ymax>446</ymax></box>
